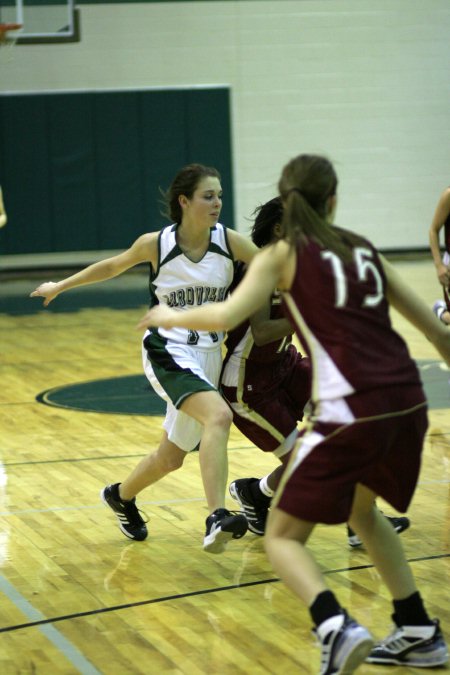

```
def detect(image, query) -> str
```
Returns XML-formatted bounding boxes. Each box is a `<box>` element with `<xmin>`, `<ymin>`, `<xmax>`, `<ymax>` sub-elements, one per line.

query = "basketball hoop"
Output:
<box><xmin>0</xmin><ymin>23</ymin><xmax>23</xmax><ymax>61</ymax></box>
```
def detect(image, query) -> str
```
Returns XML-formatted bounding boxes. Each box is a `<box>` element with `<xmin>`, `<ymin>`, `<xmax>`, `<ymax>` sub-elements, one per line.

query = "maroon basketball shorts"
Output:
<box><xmin>275</xmin><ymin>385</ymin><xmax>428</xmax><ymax>524</ymax></box>
<box><xmin>221</xmin><ymin>348</ymin><xmax>311</xmax><ymax>452</ymax></box>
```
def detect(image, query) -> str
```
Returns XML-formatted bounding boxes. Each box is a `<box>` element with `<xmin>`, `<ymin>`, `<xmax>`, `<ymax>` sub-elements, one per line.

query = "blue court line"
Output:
<box><xmin>0</xmin><ymin>574</ymin><xmax>102</xmax><ymax>675</ymax></box>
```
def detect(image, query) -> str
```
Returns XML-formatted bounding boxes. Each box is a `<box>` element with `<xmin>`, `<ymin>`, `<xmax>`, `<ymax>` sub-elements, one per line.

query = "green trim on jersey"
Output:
<box><xmin>148</xmin><ymin>221</ymin><xmax>233</xmax><ymax>348</ymax></box>
<box><xmin>143</xmin><ymin>331</ymin><xmax>216</xmax><ymax>408</ymax></box>
<box><xmin>208</xmin><ymin>242</ymin><xmax>233</xmax><ymax>259</ymax></box>
<box><xmin>161</xmin><ymin>245</ymin><xmax>183</xmax><ymax>267</ymax></box>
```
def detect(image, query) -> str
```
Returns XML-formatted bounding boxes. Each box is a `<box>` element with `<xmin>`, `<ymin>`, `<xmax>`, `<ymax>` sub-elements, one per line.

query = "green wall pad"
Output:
<box><xmin>0</xmin><ymin>87</ymin><xmax>233</xmax><ymax>255</ymax></box>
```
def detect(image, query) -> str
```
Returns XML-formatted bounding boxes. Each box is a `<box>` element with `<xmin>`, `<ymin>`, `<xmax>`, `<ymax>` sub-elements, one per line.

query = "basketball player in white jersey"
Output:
<box><xmin>31</xmin><ymin>163</ymin><xmax>257</xmax><ymax>554</ymax></box>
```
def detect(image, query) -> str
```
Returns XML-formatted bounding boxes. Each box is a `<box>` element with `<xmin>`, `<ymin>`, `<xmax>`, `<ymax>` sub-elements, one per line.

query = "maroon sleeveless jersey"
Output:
<box><xmin>281</xmin><ymin>229</ymin><xmax>422</xmax><ymax>405</ymax></box>
<box><xmin>221</xmin><ymin>262</ymin><xmax>310</xmax><ymax>452</ymax></box>
<box><xmin>224</xmin><ymin>262</ymin><xmax>291</xmax><ymax>366</ymax></box>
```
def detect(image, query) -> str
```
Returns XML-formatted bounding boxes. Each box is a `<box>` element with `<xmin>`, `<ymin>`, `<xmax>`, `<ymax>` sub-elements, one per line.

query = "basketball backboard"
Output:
<box><xmin>0</xmin><ymin>0</ymin><xmax>79</xmax><ymax>43</ymax></box>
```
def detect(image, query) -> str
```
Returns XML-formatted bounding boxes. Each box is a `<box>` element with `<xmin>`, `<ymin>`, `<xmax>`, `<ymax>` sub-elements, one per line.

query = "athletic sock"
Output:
<box><xmin>309</xmin><ymin>590</ymin><xmax>343</xmax><ymax>628</ymax></box>
<box><xmin>247</xmin><ymin>476</ymin><xmax>271</xmax><ymax>506</ymax></box>
<box><xmin>393</xmin><ymin>591</ymin><xmax>433</xmax><ymax>626</ymax></box>
<box><xmin>259</xmin><ymin>475</ymin><xmax>274</xmax><ymax>498</ymax></box>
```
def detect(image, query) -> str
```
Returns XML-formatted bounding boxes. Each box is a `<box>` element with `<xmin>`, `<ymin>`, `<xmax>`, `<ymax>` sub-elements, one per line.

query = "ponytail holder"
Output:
<box><xmin>287</xmin><ymin>187</ymin><xmax>318</xmax><ymax>210</ymax></box>
<box><xmin>288</xmin><ymin>187</ymin><xmax>305</xmax><ymax>198</ymax></box>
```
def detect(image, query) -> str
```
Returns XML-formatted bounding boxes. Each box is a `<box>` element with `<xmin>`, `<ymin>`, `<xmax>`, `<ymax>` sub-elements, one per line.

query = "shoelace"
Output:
<box><xmin>225</xmin><ymin>509</ymin><xmax>247</xmax><ymax>518</ymax></box>
<box><xmin>123</xmin><ymin>502</ymin><xmax>149</xmax><ymax>525</ymax></box>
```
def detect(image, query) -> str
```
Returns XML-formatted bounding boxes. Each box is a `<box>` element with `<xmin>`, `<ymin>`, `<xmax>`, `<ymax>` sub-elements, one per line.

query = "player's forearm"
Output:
<box><xmin>167</xmin><ymin>304</ymin><xmax>237</xmax><ymax>332</ymax></box>
<box><xmin>383</xmin><ymin>257</ymin><xmax>446</xmax><ymax>344</ymax></box>
<box><xmin>57</xmin><ymin>258</ymin><xmax>127</xmax><ymax>292</ymax></box>
<box><xmin>252</xmin><ymin>318</ymin><xmax>292</xmax><ymax>346</ymax></box>
<box><xmin>429</xmin><ymin>229</ymin><xmax>444</xmax><ymax>268</ymax></box>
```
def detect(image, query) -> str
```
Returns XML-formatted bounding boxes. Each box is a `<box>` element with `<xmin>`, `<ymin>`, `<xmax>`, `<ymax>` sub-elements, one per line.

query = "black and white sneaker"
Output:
<box><xmin>347</xmin><ymin>514</ymin><xmax>410</xmax><ymax>548</ymax></box>
<box><xmin>366</xmin><ymin>617</ymin><xmax>448</xmax><ymax>667</ymax></box>
<box><xmin>203</xmin><ymin>508</ymin><xmax>248</xmax><ymax>554</ymax></box>
<box><xmin>101</xmin><ymin>483</ymin><xmax>148</xmax><ymax>541</ymax></box>
<box><xmin>316</xmin><ymin>611</ymin><xmax>374</xmax><ymax>675</ymax></box>
<box><xmin>229</xmin><ymin>478</ymin><xmax>270</xmax><ymax>535</ymax></box>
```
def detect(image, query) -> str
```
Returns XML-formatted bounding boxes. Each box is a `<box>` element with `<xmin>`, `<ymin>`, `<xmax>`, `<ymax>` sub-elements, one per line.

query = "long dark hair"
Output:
<box><xmin>161</xmin><ymin>163</ymin><xmax>221</xmax><ymax>224</ymax></box>
<box><xmin>251</xmin><ymin>196</ymin><xmax>283</xmax><ymax>248</ymax></box>
<box><xmin>278</xmin><ymin>154</ymin><xmax>362</xmax><ymax>261</ymax></box>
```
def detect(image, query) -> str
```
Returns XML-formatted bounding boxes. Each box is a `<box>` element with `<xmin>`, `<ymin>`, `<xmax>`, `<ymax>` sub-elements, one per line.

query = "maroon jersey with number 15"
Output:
<box><xmin>281</xmin><ymin>228</ymin><xmax>424</xmax><ymax>422</ymax></box>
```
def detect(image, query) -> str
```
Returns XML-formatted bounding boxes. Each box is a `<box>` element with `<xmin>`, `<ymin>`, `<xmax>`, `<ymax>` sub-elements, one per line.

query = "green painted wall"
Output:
<box><xmin>0</xmin><ymin>87</ymin><xmax>233</xmax><ymax>254</ymax></box>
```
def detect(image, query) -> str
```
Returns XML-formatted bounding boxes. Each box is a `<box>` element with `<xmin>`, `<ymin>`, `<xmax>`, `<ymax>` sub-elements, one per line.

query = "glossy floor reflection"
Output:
<box><xmin>0</xmin><ymin>258</ymin><xmax>448</xmax><ymax>674</ymax></box>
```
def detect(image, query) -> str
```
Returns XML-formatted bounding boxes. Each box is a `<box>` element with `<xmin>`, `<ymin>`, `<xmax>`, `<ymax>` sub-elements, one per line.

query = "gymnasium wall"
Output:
<box><xmin>1</xmin><ymin>0</ymin><xmax>449</xmax><ymax>254</ymax></box>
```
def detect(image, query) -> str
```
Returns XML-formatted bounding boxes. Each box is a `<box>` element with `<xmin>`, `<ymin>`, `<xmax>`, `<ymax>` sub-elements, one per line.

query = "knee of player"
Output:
<box><xmin>155</xmin><ymin>445</ymin><xmax>186</xmax><ymax>473</ymax></box>
<box><xmin>204</xmin><ymin>401</ymin><xmax>233</xmax><ymax>430</ymax></box>
<box><xmin>162</xmin><ymin>452</ymin><xmax>186</xmax><ymax>473</ymax></box>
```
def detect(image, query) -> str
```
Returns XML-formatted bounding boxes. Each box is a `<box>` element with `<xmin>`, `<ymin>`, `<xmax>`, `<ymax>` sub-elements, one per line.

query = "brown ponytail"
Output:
<box><xmin>279</xmin><ymin>154</ymin><xmax>362</xmax><ymax>262</ymax></box>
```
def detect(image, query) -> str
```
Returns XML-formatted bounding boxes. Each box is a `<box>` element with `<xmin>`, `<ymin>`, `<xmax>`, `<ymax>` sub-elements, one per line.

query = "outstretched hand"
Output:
<box><xmin>136</xmin><ymin>305</ymin><xmax>178</xmax><ymax>331</ymax></box>
<box><xmin>437</xmin><ymin>262</ymin><xmax>450</xmax><ymax>289</ymax></box>
<box><xmin>29</xmin><ymin>282</ymin><xmax>61</xmax><ymax>307</ymax></box>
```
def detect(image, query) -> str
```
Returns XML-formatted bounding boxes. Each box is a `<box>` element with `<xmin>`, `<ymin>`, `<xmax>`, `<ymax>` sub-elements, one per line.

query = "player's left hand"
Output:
<box><xmin>30</xmin><ymin>281</ymin><xmax>62</xmax><ymax>306</ymax></box>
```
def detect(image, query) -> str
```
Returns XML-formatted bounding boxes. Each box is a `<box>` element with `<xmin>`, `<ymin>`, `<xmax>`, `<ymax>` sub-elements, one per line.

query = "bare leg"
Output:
<box><xmin>181</xmin><ymin>390</ymin><xmax>233</xmax><ymax>512</ymax></box>
<box><xmin>121</xmin><ymin>389</ymin><xmax>231</xmax><ymax>513</ymax></box>
<box><xmin>348</xmin><ymin>484</ymin><xmax>416</xmax><ymax>599</ymax></box>
<box><xmin>264</xmin><ymin>497</ymin><xmax>374</xmax><ymax>673</ymax></box>
<box><xmin>264</xmin><ymin>507</ymin><xmax>324</xmax><ymax>605</ymax></box>
<box><xmin>266</xmin><ymin>454</ymin><xmax>290</xmax><ymax>491</ymax></box>
<box><xmin>119</xmin><ymin>431</ymin><xmax>186</xmax><ymax>500</ymax></box>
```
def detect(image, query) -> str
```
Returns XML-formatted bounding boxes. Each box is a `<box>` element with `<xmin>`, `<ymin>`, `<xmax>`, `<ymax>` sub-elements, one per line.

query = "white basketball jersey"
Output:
<box><xmin>149</xmin><ymin>223</ymin><xmax>234</xmax><ymax>349</ymax></box>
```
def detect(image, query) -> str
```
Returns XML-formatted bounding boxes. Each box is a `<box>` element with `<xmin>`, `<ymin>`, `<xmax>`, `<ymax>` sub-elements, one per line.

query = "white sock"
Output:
<box><xmin>259</xmin><ymin>475</ymin><xmax>274</xmax><ymax>498</ymax></box>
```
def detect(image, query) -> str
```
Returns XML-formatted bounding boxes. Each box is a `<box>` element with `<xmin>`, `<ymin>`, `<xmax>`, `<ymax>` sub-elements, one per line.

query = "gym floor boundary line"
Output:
<box><xmin>0</xmin><ymin>574</ymin><xmax>102</xmax><ymax>674</ymax></box>
<box><xmin>0</xmin><ymin>444</ymin><xmax>256</xmax><ymax>467</ymax></box>
<box><xmin>1</xmin><ymin>553</ymin><xmax>448</xmax><ymax>635</ymax></box>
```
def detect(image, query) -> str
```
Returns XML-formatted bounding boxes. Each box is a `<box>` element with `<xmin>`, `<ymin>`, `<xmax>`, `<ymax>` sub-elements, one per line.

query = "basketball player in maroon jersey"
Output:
<box><xmin>429</xmin><ymin>186</ymin><xmax>450</xmax><ymax>325</ymax></box>
<box><xmin>139</xmin><ymin>154</ymin><xmax>449</xmax><ymax>674</ymax></box>
<box><xmin>226</xmin><ymin>197</ymin><xmax>410</xmax><ymax>548</ymax></box>
<box><xmin>221</xmin><ymin>197</ymin><xmax>311</xmax><ymax>533</ymax></box>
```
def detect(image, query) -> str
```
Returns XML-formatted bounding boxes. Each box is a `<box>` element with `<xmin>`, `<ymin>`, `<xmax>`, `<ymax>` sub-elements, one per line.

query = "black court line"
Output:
<box><xmin>3</xmin><ymin>435</ymin><xmax>449</xmax><ymax>469</ymax></box>
<box><xmin>0</xmin><ymin>553</ymin><xmax>448</xmax><ymax>635</ymax></box>
<box><xmin>1</xmin><ymin>445</ymin><xmax>256</xmax><ymax>467</ymax></box>
<box><xmin>2</xmin><ymin>453</ymin><xmax>149</xmax><ymax>467</ymax></box>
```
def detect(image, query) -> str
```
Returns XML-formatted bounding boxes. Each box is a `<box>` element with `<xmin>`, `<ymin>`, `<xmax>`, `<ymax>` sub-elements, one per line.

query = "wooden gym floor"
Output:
<box><xmin>0</xmin><ymin>257</ymin><xmax>448</xmax><ymax>674</ymax></box>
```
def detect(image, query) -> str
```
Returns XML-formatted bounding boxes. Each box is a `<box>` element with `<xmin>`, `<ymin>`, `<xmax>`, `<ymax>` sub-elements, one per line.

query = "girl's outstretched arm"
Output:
<box><xmin>137</xmin><ymin>240</ymin><xmax>291</xmax><ymax>332</ymax></box>
<box><xmin>428</xmin><ymin>187</ymin><xmax>450</xmax><ymax>287</ymax></box>
<box><xmin>382</xmin><ymin>256</ymin><xmax>450</xmax><ymax>364</ymax></box>
<box><xmin>30</xmin><ymin>233</ymin><xmax>157</xmax><ymax>307</ymax></box>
